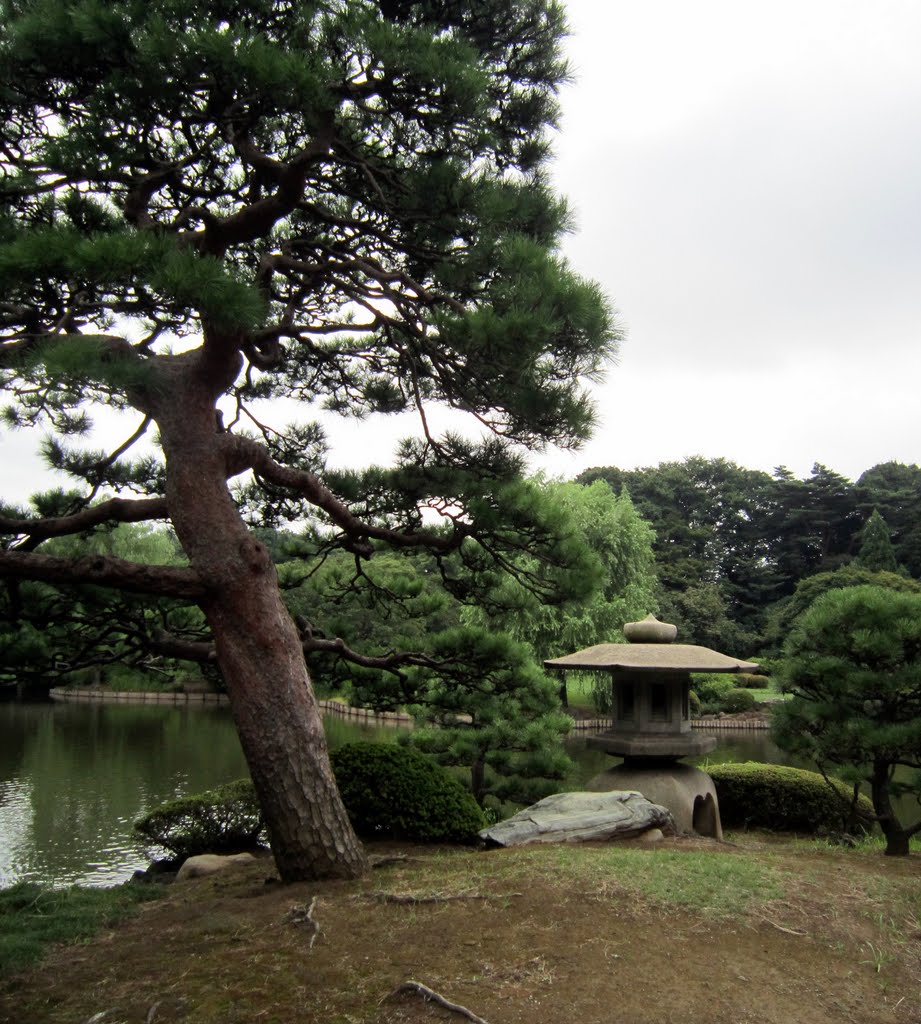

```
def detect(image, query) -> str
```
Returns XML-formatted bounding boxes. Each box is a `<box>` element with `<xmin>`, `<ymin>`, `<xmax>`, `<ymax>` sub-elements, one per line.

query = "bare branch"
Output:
<box><xmin>385</xmin><ymin>982</ymin><xmax>490</xmax><ymax>1024</ymax></box>
<box><xmin>302</xmin><ymin>634</ymin><xmax>441</xmax><ymax>674</ymax></box>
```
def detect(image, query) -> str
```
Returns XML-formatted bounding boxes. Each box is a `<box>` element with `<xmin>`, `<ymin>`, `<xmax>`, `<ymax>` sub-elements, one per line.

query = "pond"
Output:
<box><xmin>0</xmin><ymin>700</ymin><xmax>796</xmax><ymax>888</ymax></box>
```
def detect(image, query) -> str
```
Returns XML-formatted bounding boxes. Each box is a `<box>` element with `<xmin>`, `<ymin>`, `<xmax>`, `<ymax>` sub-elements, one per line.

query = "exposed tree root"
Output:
<box><xmin>386</xmin><ymin>980</ymin><xmax>491</xmax><ymax>1024</ymax></box>
<box><xmin>367</xmin><ymin>891</ymin><xmax>489</xmax><ymax>905</ymax></box>
<box><xmin>364</xmin><ymin>890</ymin><xmax>522</xmax><ymax>904</ymax></box>
<box><xmin>284</xmin><ymin>895</ymin><xmax>322</xmax><ymax>947</ymax></box>
<box><xmin>754</xmin><ymin>914</ymin><xmax>806</xmax><ymax>936</ymax></box>
<box><xmin>368</xmin><ymin>854</ymin><xmax>414</xmax><ymax>869</ymax></box>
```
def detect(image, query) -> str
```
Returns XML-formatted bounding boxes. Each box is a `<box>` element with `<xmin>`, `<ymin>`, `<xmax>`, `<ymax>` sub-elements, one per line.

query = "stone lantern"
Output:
<box><xmin>544</xmin><ymin>615</ymin><xmax>760</xmax><ymax>839</ymax></box>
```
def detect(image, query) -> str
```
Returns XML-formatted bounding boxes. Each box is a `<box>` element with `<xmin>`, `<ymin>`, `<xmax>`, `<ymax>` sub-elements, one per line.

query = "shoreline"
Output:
<box><xmin>48</xmin><ymin>687</ymin><xmax>771</xmax><ymax>729</ymax></box>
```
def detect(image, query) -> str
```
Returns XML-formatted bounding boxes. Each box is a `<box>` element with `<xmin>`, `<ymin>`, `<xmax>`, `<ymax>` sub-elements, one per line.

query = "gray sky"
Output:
<box><xmin>3</xmin><ymin>0</ymin><xmax>921</xmax><ymax>505</ymax></box>
<box><xmin>534</xmin><ymin>0</ymin><xmax>921</xmax><ymax>482</ymax></box>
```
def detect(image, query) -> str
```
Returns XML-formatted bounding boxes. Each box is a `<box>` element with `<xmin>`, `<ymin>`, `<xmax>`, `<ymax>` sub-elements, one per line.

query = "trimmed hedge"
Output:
<box><xmin>136</xmin><ymin>744</ymin><xmax>487</xmax><ymax>859</ymax></box>
<box><xmin>734</xmin><ymin>673</ymin><xmax>767</xmax><ymax>690</ymax></box>
<box><xmin>707</xmin><ymin>761</ymin><xmax>874</xmax><ymax>833</ymax></box>
<box><xmin>330</xmin><ymin>742</ymin><xmax>487</xmax><ymax>843</ymax></box>
<box><xmin>134</xmin><ymin>779</ymin><xmax>264</xmax><ymax>861</ymax></box>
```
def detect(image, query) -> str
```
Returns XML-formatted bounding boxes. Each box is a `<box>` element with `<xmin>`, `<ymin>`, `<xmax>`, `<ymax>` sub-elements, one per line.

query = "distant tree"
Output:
<box><xmin>578</xmin><ymin>458</ymin><xmax>779</xmax><ymax>646</ymax></box>
<box><xmin>855</xmin><ymin>510</ymin><xmax>899</xmax><ymax>573</ymax></box>
<box><xmin>763</xmin><ymin>565</ymin><xmax>921</xmax><ymax>654</ymax></box>
<box><xmin>774</xmin><ymin>586</ymin><xmax>921</xmax><ymax>856</ymax></box>
<box><xmin>857</xmin><ymin>463</ymin><xmax>921</xmax><ymax>577</ymax></box>
<box><xmin>0</xmin><ymin>0</ymin><xmax>615</xmax><ymax>881</ymax></box>
<box><xmin>660</xmin><ymin>581</ymin><xmax>755</xmax><ymax>654</ymax></box>
<box><xmin>767</xmin><ymin>463</ymin><xmax>861</xmax><ymax>589</ymax></box>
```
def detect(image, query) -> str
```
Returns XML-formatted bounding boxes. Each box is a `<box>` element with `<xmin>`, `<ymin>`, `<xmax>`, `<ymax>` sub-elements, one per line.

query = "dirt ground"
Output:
<box><xmin>1</xmin><ymin>836</ymin><xmax>919</xmax><ymax>1024</ymax></box>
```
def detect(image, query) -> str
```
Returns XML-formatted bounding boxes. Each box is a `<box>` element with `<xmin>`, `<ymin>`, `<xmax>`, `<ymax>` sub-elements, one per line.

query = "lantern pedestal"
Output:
<box><xmin>586</xmin><ymin>761</ymin><xmax>722</xmax><ymax>840</ymax></box>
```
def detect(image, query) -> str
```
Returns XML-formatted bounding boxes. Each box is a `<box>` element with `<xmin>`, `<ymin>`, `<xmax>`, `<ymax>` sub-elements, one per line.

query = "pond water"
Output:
<box><xmin>0</xmin><ymin>700</ymin><xmax>792</xmax><ymax>888</ymax></box>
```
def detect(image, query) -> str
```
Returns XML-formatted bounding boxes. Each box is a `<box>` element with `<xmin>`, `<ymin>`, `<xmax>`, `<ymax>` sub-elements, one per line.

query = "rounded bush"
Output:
<box><xmin>707</xmin><ymin>761</ymin><xmax>874</xmax><ymax>833</ymax></box>
<box><xmin>134</xmin><ymin>779</ymin><xmax>264</xmax><ymax>861</ymax></box>
<box><xmin>734</xmin><ymin>673</ymin><xmax>766</xmax><ymax>690</ymax></box>
<box><xmin>721</xmin><ymin>688</ymin><xmax>758</xmax><ymax>713</ymax></box>
<box><xmin>331</xmin><ymin>742</ymin><xmax>487</xmax><ymax>843</ymax></box>
<box><xmin>691</xmin><ymin>674</ymin><xmax>735</xmax><ymax>704</ymax></box>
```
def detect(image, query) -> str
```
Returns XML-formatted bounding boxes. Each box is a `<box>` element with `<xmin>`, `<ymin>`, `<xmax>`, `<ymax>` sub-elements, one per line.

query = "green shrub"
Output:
<box><xmin>691</xmin><ymin>674</ymin><xmax>735</xmax><ymax>703</ymax></box>
<box><xmin>331</xmin><ymin>742</ymin><xmax>487</xmax><ymax>843</ymax></box>
<box><xmin>734</xmin><ymin>673</ymin><xmax>766</xmax><ymax>689</ymax></box>
<box><xmin>688</xmin><ymin>689</ymin><xmax>701</xmax><ymax>717</ymax></box>
<box><xmin>721</xmin><ymin>688</ymin><xmax>758</xmax><ymax>713</ymax></box>
<box><xmin>707</xmin><ymin>761</ymin><xmax>874</xmax><ymax>834</ymax></box>
<box><xmin>134</xmin><ymin>779</ymin><xmax>264</xmax><ymax>861</ymax></box>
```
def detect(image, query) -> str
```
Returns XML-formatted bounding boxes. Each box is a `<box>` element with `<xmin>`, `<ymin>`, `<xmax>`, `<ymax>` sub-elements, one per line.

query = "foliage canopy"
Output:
<box><xmin>0</xmin><ymin>0</ymin><xmax>617</xmax><ymax>880</ymax></box>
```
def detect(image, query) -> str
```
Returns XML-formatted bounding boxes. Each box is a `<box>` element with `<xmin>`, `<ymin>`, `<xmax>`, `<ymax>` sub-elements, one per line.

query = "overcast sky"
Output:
<box><xmin>3</xmin><ymin>0</ymin><xmax>920</xmax><ymax>505</ymax></box>
<box><xmin>533</xmin><ymin>0</ymin><xmax>921</xmax><ymax>483</ymax></box>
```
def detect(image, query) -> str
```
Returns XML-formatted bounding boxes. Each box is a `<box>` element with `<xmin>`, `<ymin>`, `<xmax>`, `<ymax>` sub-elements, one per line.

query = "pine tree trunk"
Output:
<box><xmin>871</xmin><ymin>760</ymin><xmax>910</xmax><ymax>857</ymax></box>
<box><xmin>204</xmin><ymin>568</ymin><xmax>368</xmax><ymax>881</ymax></box>
<box><xmin>155</xmin><ymin>370</ymin><xmax>367</xmax><ymax>882</ymax></box>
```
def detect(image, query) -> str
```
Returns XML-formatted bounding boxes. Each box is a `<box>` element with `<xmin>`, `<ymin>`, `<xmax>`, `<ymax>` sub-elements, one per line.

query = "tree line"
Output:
<box><xmin>577</xmin><ymin>457</ymin><xmax>921</xmax><ymax>654</ymax></box>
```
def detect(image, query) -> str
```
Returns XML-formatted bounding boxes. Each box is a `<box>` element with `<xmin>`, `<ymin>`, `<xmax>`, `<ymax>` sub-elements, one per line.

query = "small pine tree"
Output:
<box><xmin>774</xmin><ymin>585</ymin><xmax>921</xmax><ymax>855</ymax></box>
<box><xmin>856</xmin><ymin>509</ymin><xmax>899</xmax><ymax>573</ymax></box>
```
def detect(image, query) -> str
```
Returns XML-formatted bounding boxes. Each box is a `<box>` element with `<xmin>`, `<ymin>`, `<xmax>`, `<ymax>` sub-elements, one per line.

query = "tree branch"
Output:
<box><xmin>222</xmin><ymin>435</ymin><xmax>466</xmax><ymax>556</ymax></box>
<box><xmin>0</xmin><ymin>549</ymin><xmax>206</xmax><ymax>599</ymax></box>
<box><xmin>1</xmin><ymin>497</ymin><xmax>168</xmax><ymax>543</ymax></box>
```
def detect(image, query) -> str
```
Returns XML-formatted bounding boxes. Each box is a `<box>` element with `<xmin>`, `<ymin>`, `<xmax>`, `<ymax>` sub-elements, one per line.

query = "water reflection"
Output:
<box><xmin>0</xmin><ymin>702</ymin><xmax>405</xmax><ymax>888</ymax></box>
<box><xmin>0</xmin><ymin>702</ymin><xmax>249</xmax><ymax>888</ymax></box>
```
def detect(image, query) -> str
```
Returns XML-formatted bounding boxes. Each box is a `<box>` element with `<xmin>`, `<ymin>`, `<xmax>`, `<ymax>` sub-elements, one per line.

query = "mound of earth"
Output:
<box><xmin>1</xmin><ymin>835</ymin><xmax>917</xmax><ymax>1024</ymax></box>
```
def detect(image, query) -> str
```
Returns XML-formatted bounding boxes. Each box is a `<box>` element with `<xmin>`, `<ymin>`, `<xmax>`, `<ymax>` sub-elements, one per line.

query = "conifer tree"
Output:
<box><xmin>855</xmin><ymin>509</ymin><xmax>899</xmax><ymax>573</ymax></box>
<box><xmin>0</xmin><ymin>0</ymin><xmax>617</xmax><ymax>880</ymax></box>
<box><xmin>774</xmin><ymin>585</ymin><xmax>921</xmax><ymax>855</ymax></box>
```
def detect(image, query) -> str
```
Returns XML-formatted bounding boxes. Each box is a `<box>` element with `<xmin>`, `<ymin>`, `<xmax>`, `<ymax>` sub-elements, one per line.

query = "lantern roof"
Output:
<box><xmin>543</xmin><ymin>615</ymin><xmax>760</xmax><ymax>674</ymax></box>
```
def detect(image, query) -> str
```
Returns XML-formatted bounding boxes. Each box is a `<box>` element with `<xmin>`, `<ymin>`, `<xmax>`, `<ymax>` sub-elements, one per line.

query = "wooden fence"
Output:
<box><xmin>49</xmin><ymin>687</ymin><xmax>230</xmax><ymax>706</ymax></box>
<box><xmin>48</xmin><ymin>689</ymin><xmax>770</xmax><ymax>731</ymax></box>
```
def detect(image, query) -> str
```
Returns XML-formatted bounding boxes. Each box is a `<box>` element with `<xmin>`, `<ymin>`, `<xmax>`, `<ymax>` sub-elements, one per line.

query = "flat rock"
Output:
<box><xmin>176</xmin><ymin>852</ymin><xmax>257</xmax><ymax>881</ymax></box>
<box><xmin>479</xmin><ymin>791</ymin><xmax>675</xmax><ymax>848</ymax></box>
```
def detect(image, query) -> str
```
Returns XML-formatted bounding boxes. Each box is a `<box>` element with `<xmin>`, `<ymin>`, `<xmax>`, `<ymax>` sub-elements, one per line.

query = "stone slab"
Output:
<box><xmin>478</xmin><ymin>791</ymin><xmax>675</xmax><ymax>848</ymax></box>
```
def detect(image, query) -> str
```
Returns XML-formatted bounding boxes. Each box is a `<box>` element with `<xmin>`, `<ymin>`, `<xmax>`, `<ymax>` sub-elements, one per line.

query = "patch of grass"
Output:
<box><xmin>0</xmin><ymin>882</ymin><xmax>162</xmax><ymax>977</ymax></box>
<box><xmin>749</xmin><ymin>830</ymin><xmax>920</xmax><ymax>855</ymax></box>
<box><xmin>375</xmin><ymin>844</ymin><xmax>784</xmax><ymax>918</ymax></box>
<box><xmin>544</xmin><ymin>845</ymin><xmax>785</xmax><ymax>914</ymax></box>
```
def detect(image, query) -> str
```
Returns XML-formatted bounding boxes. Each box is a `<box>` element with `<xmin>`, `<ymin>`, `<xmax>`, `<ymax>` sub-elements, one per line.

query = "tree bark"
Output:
<box><xmin>870</xmin><ymin>760</ymin><xmax>910</xmax><ymax>857</ymax></box>
<box><xmin>154</xmin><ymin>356</ymin><xmax>367</xmax><ymax>882</ymax></box>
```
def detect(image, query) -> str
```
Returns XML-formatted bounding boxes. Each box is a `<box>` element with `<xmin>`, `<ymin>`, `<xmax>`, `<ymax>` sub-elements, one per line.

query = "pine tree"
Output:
<box><xmin>774</xmin><ymin>586</ymin><xmax>921</xmax><ymax>856</ymax></box>
<box><xmin>0</xmin><ymin>0</ymin><xmax>616</xmax><ymax>880</ymax></box>
<box><xmin>856</xmin><ymin>509</ymin><xmax>899</xmax><ymax>573</ymax></box>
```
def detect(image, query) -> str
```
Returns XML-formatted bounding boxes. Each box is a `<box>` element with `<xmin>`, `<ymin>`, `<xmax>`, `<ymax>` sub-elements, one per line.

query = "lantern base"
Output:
<box><xmin>586</xmin><ymin>762</ymin><xmax>723</xmax><ymax>840</ymax></box>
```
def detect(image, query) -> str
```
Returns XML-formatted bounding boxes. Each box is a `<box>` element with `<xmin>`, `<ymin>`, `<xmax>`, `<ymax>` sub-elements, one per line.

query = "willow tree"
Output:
<box><xmin>0</xmin><ymin>0</ymin><xmax>617</xmax><ymax>880</ymax></box>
